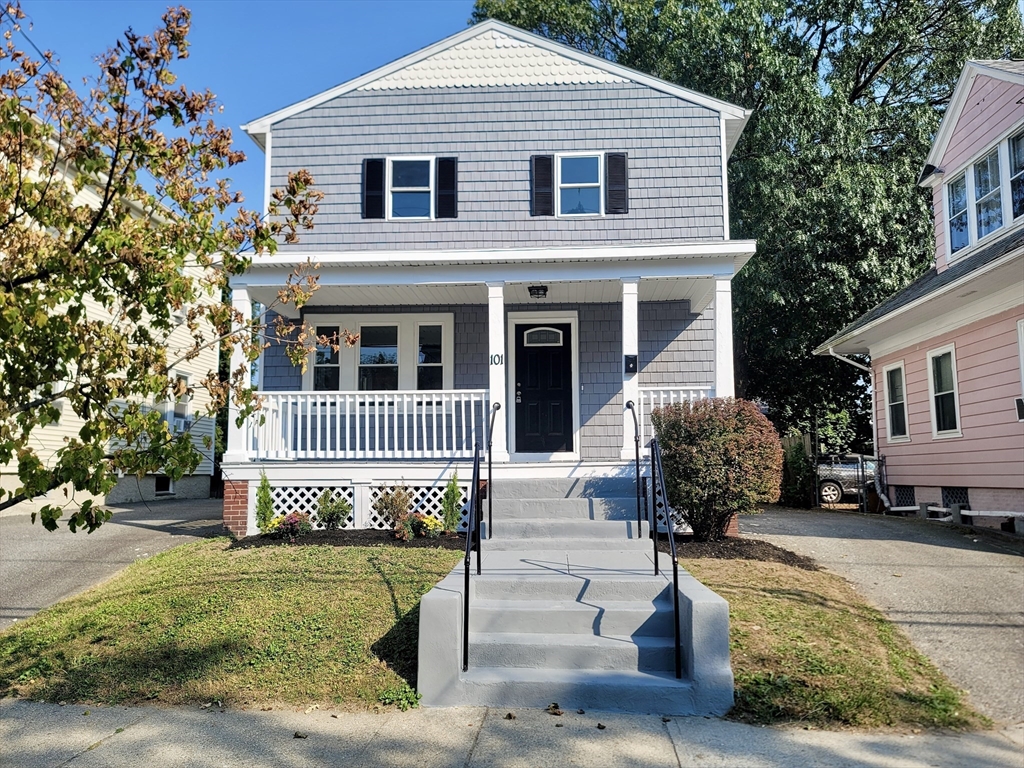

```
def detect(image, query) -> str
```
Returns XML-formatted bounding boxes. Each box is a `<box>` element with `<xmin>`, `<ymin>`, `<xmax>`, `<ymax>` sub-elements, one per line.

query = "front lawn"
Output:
<box><xmin>0</xmin><ymin>539</ymin><xmax>460</xmax><ymax>708</ymax></box>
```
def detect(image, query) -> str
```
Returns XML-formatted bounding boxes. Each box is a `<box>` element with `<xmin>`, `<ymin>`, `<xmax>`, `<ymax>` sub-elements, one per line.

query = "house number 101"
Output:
<box><xmin>490</xmin><ymin>354</ymin><xmax>504</xmax><ymax>366</ymax></box>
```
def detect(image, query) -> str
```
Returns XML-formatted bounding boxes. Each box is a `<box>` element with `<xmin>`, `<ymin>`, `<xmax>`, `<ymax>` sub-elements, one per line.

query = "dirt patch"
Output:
<box><xmin>657</xmin><ymin>535</ymin><xmax>820</xmax><ymax>571</ymax></box>
<box><xmin>230</xmin><ymin>528</ymin><xmax>466</xmax><ymax>550</ymax></box>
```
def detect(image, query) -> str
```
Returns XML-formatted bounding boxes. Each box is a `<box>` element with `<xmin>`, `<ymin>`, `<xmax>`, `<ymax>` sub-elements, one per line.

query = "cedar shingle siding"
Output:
<box><xmin>269</xmin><ymin>82</ymin><xmax>724</xmax><ymax>250</ymax></box>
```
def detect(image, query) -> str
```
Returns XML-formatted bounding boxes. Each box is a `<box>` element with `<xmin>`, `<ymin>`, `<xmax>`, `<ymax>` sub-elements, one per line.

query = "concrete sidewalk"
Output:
<box><xmin>2</xmin><ymin>699</ymin><xmax>1022</xmax><ymax>768</ymax></box>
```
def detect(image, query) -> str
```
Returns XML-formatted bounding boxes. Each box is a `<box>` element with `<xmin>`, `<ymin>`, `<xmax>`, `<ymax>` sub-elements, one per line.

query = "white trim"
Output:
<box><xmin>303</xmin><ymin>312</ymin><xmax>454</xmax><ymax>391</ymax></box>
<box><xmin>523</xmin><ymin>327</ymin><xmax>565</xmax><ymax>346</ymax></box>
<box><xmin>720</xmin><ymin>116</ymin><xmax>730</xmax><ymax>240</ymax></box>
<box><xmin>620</xmin><ymin>278</ymin><xmax>639</xmax><ymax>460</ymax></box>
<box><xmin>881</xmin><ymin>360</ymin><xmax>910</xmax><ymax>443</ymax></box>
<box><xmin>926</xmin><ymin>343</ymin><xmax>963</xmax><ymax>439</ymax></box>
<box><xmin>223</xmin><ymin>286</ymin><xmax>252</xmax><ymax>464</ymax></box>
<box><xmin>556</xmin><ymin>152</ymin><xmax>603</xmax><ymax>218</ymax></box>
<box><xmin>241</xmin><ymin>20</ymin><xmax>750</xmax><ymax>150</ymax></box>
<box><xmin>507</xmin><ymin>310</ymin><xmax>580</xmax><ymax>460</ymax></box>
<box><xmin>262</xmin><ymin>130</ymin><xmax>272</xmax><ymax>218</ymax></box>
<box><xmin>713</xmin><ymin>278</ymin><xmax>734</xmax><ymax>398</ymax></box>
<box><xmin>386</xmin><ymin>156</ymin><xmax>435</xmax><ymax>221</ymax></box>
<box><xmin>1016</xmin><ymin>318</ymin><xmax>1024</xmax><ymax>411</ymax></box>
<box><xmin>487</xmin><ymin>282</ymin><xmax>509</xmax><ymax>461</ymax></box>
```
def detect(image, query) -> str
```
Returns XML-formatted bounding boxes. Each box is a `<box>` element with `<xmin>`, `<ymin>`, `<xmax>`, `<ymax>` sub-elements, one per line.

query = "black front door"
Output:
<box><xmin>514</xmin><ymin>323</ymin><xmax>573</xmax><ymax>453</ymax></box>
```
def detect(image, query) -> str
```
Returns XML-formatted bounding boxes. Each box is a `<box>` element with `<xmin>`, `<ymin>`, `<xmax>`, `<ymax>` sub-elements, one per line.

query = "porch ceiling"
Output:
<box><xmin>249</xmin><ymin>277</ymin><xmax>716</xmax><ymax>316</ymax></box>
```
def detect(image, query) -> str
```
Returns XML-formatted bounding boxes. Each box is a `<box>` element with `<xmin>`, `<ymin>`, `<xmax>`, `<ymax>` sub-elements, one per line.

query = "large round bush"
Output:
<box><xmin>651</xmin><ymin>398</ymin><xmax>782</xmax><ymax>541</ymax></box>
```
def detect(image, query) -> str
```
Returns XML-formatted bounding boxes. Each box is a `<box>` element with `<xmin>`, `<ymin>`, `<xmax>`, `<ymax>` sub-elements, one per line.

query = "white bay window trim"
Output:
<box><xmin>881</xmin><ymin>360</ymin><xmax>910</xmax><ymax>443</ymax></box>
<box><xmin>926</xmin><ymin>343</ymin><xmax>962</xmax><ymax>439</ymax></box>
<box><xmin>303</xmin><ymin>313</ymin><xmax>454</xmax><ymax>391</ymax></box>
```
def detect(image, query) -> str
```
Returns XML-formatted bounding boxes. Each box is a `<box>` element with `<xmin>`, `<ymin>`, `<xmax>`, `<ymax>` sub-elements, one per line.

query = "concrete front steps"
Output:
<box><xmin>418</xmin><ymin>478</ymin><xmax>733</xmax><ymax>715</ymax></box>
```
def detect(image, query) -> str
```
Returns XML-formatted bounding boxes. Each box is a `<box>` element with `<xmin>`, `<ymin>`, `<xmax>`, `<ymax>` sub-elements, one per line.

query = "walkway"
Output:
<box><xmin>742</xmin><ymin>508</ymin><xmax>1024</xmax><ymax>726</ymax></box>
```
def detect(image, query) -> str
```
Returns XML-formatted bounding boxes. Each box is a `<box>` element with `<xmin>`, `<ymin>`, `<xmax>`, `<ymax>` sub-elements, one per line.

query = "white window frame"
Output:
<box><xmin>882</xmin><ymin>360</ymin><xmax>910</xmax><ymax>443</ymax></box>
<box><xmin>386</xmin><ymin>156</ymin><xmax>434</xmax><ymax>221</ymax></box>
<box><xmin>357</xmin><ymin>322</ymin><xmax>401</xmax><ymax>392</ymax></box>
<box><xmin>1011</xmin><ymin>131</ymin><xmax>1024</xmax><ymax>223</ymax></box>
<box><xmin>414</xmin><ymin>320</ymin><xmax>445</xmax><ymax>391</ymax></box>
<box><xmin>926</xmin><ymin>344</ymin><xmax>962</xmax><ymax>439</ymax></box>
<box><xmin>947</xmin><ymin>172</ymin><xmax>970</xmax><ymax>257</ymax></box>
<box><xmin>154</xmin><ymin>475</ymin><xmax>175</xmax><ymax>496</ymax></box>
<box><xmin>305</xmin><ymin>313</ymin><xmax>454</xmax><ymax>391</ymax></box>
<box><xmin>973</xmin><ymin>148</ymin><xmax>1003</xmax><ymax>241</ymax></box>
<box><xmin>165</xmin><ymin>372</ymin><xmax>191</xmax><ymax>434</ymax></box>
<box><xmin>555</xmin><ymin>152</ymin><xmax>604</xmax><ymax>218</ymax></box>
<box><xmin>943</xmin><ymin>125</ymin><xmax>1024</xmax><ymax>263</ymax></box>
<box><xmin>1017</xmin><ymin>318</ymin><xmax>1024</xmax><ymax>421</ymax></box>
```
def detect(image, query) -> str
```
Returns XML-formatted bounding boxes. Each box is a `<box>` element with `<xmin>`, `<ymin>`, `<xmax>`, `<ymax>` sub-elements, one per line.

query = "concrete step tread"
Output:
<box><xmin>469</xmin><ymin>632</ymin><xmax>675</xmax><ymax>648</ymax></box>
<box><xmin>473</xmin><ymin>597</ymin><xmax>671</xmax><ymax>612</ymax></box>
<box><xmin>486</xmin><ymin>539</ymin><xmax>652</xmax><ymax>551</ymax></box>
<box><xmin>462</xmin><ymin>666</ymin><xmax>688</xmax><ymax>687</ymax></box>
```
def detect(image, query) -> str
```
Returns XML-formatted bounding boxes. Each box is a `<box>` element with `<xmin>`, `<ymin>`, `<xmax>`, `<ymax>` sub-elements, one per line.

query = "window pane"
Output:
<box><xmin>948</xmin><ymin>175</ymin><xmax>967</xmax><ymax>215</ymax></box>
<box><xmin>1013</xmin><ymin>176</ymin><xmax>1024</xmax><ymax>220</ymax></box>
<box><xmin>417</xmin><ymin>366</ymin><xmax>443</xmax><ymax>390</ymax></box>
<box><xmin>1012</xmin><ymin>134</ymin><xmax>1024</xmax><ymax>175</ymax></box>
<box><xmin>358</xmin><ymin>366</ymin><xmax>398</xmax><ymax>391</ymax></box>
<box><xmin>391</xmin><ymin>191</ymin><xmax>431</xmax><ymax>218</ymax></box>
<box><xmin>889</xmin><ymin>403</ymin><xmax>907</xmax><ymax>437</ymax></box>
<box><xmin>392</xmin><ymin>160</ymin><xmax>430</xmax><ymax>188</ymax></box>
<box><xmin>935</xmin><ymin>392</ymin><xmax>957</xmax><ymax>432</ymax></box>
<box><xmin>418</xmin><ymin>325</ymin><xmax>442</xmax><ymax>365</ymax></box>
<box><xmin>976</xmin><ymin>192</ymin><xmax>1002</xmax><ymax>238</ymax></box>
<box><xmin>974</xmin><ymin>151</ymin><xmax>999</xmax><ymax>199</ymax></box>
<box><xmin>314</xmin><ymin>367</ymin><xmax>340</xmax><ymax>391</ymax></box>
<box><xmin>560</xmin><ymin>156</ymin><xmax>599</xmax><ymax>185</ymax></box>
<box><xmin>932</xmin><ymin>352</ymin><xmax>954</xmax><ymax>393</ymax></box>
<box><xmin>359</xmin><ymin>326</ymin><xmax>398</xmax><ymax>365</ymax></box>
<box><xmin>560</xmin><ymin>186</ymin><xmax>601</xmax><ymax>215</ymax></box>
<box><xmin>886</xmin><ymin>368</ymin><xmax>904</xmax><ymax>403</ymax></box>
<box><xmin>949</xmin><ymin>211</ymin><xmax>969</xmax><ymax>253</ymax></box>
<box><xmin>315</xmin><ymin>326</ymin><xmax>339</xmax><ymax>365</ymax></box>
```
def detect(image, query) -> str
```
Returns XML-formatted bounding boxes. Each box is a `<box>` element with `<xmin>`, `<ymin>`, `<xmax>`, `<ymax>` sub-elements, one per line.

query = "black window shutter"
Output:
<box><xmin>362</xmin><ymin>158</ymin><xmax>384</xmax><ymax>219</ymax></box>
<box><xmin>530</xmin><ymin>155</ymin><xmax>554</xmax><ymax>216</ymax></box>
<box><xmin>436</xmin><ymin>157</ymin><xmax>458</xmax><ymax>219</ymax></box>
<box><xmin>606</xmin><ymin>153</ymin><xmax>628</xmax><ymax>214</ymax></box>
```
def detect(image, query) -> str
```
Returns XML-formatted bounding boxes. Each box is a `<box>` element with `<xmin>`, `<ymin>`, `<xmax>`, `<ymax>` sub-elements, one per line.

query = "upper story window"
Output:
<box><xmin>361</xmin><ymin>157</ymin><xmax>457</xmax><ymax>221</ymax></box>
<box><xmin>945</xmin><ymin>129</ymin><xmax>1024</xmax><ymax>260</ymax></box>
<box><xmin>531</xmin><ymin>153</ymin><xmax>628</xmax><ymax>217</ymax></box>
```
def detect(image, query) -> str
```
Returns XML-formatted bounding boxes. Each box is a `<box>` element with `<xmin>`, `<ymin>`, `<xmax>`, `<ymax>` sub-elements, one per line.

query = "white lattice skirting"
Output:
<box><xmin>264</xmin><ymin>482</ymin><xmax>471</xmax><ymax>532</ymax></box>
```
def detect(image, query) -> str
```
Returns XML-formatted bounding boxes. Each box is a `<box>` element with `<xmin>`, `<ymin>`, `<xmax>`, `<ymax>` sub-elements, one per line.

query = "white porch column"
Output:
<box><xmin>222</xmin><ymin>285</ymin><xmax>252</xmax><ymax>464</ymax></box>
<box><xmin>714</xmin><ymin>277</ymin><xmax>735</xmax><ymax>398</ymax></box>
<box><xmin>621</xmin><ymin>278</ymin><xmax>640</xmax><ymax>460</ymax></box>
<box><xmin>487</xmin><ymin>282</ymin><xmax>509</xmax><ymax>461</ymax></box>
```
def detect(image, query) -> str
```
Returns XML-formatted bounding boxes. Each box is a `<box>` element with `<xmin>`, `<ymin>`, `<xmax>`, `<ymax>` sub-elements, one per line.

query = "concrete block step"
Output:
<box><xmin>458</xmin><ymin>667</ymin><xmax>699</xmax><ymax>714</ymax></box>
<box><xmin>490</xmin><ymin>519</ymin><xmax>644</xmax><ymax>541</ymax></box>
<box><xmin>490</xmin><ymin>496</ymin><xmax>638</xmax><ymax>520</ymax></box>
<box><xmin>468</xmin><ymin>632</ymin><xmax>677</xmax><ymax>672</ymax></box>
<box><xmin>470</xmin><ymin>598</ymin><xmax>674</xmax><ymax>636</ymax></box>
<box><xmin>472</xmin><ymin>574</ymin><xmax>669</xmax><ymax>602</ymax></box>
<box><xmin>485</xmin><ymin>537</ymin><xmax>651</xmax><ymax>552</ymax></box>
<box><xmin>495</xmin><ymin>477</ymin><xmax>636</xmax><ymax>499</ymax></box>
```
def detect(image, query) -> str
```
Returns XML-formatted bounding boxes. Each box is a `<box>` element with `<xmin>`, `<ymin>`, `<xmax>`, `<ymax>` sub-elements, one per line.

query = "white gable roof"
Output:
<box><xmin>243</xmin><ymin>19</ymin><xmax>750</xmax><ymax>153</ymax></box>
<box><xmin>920</xmin><ymin>59</ymin><xmax>1024</xmax><ymax>186</ymax></box>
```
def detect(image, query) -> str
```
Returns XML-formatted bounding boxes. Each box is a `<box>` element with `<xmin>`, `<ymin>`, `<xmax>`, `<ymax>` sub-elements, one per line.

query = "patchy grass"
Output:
<box><xmin>681</xmin><ymin>556</ymin><xmax>987</xmax><ymax>729</ymax></box>
<box><xmin>0</xmin><ymin>539</ymin><xmax>460</xmax><ymax>708</ymax></box>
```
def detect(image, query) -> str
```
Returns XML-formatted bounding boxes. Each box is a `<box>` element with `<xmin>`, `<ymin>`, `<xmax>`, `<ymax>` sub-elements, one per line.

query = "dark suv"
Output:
<box><xmin>817</xmin><ymin>455</ymin><xmax>877</xmax><ymax>504</ymax></box>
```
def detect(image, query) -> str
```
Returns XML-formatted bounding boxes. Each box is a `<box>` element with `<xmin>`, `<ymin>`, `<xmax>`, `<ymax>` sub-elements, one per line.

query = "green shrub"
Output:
<box><xmin>316</xmin><ymin>489</ymin><xmax>352</xmax><ymax>530</ymax></box>
<box><xmin>440</xmin><ymin>473</ymin><xmax>461</xmax><ymax>533</ymax></box>
<box><xmin>374</xmin><ymin>485</ymin><xmax>412</xmax><ymax>529</ymax></box>
<box><xmin>651</xmin><ymin>398</ymin><xmax>783</xmax><ymax>541</ymax></box>
<box><xmin>274</xmin><ymin>511</ymin><xmax>312</xmax><ymax>542</ymax></box>
<box><xmin>780</xmin><ymin>442</ymin><xmax>815</xmax><ymax>508</ymax></box>
<box><xmin>255</xmin><ymin>471</ymin><xmax>274</xmax><ymax>534</ymax></box>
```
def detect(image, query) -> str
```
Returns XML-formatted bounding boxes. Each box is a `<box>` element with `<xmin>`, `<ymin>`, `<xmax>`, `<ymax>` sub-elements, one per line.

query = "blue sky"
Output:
<box><xmin>18</xmin><ymin>0</ymin><xmax>476</xmax><ymax>211</ymax></box>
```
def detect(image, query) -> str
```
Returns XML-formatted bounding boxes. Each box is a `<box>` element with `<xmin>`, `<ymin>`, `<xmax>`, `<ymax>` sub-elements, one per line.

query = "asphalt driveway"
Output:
<box><xmin>0</xmin><ymin>498</ymin><xmax>223</xmax><ymax>632</ymax></box>
<box><xmin>742</xmin><ymin>508</ymin><xmax>1024</xmax><ymax>726</ymax></box>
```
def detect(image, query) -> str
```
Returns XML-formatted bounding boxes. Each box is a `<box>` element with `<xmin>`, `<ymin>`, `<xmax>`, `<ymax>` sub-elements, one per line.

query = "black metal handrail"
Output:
<box><xmin>624</xmin><ymin>401</ymin><xmax>642</xmax><ymax>530</ymax></box>
<box><xmin>649</xmin><ymin>437</ymin><xmax>683</xmax><ymax>680</ymax></box>
<box><xmin>487</xmin><ymin>403</ymin><xmax>501</xmax><ymax>540</ymax></box>
<box><xmin>462</xmin><ymin>441</ymin><xmax>483</xmax><ymax>672</ymax></box>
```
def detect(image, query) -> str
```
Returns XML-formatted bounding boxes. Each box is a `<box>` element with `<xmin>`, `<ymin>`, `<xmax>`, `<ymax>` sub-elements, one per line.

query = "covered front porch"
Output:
<box><xmin>219</xmin><ymin>243</ymin><xmax>752</xmax><ymax>536</ymax></box>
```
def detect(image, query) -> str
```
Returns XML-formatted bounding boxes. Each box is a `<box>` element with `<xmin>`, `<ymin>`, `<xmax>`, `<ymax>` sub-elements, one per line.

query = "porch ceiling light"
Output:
<box><xmin>528</xmin><ymin>285</ymin><xmax>548</xmax><ymax>299</ymax></box>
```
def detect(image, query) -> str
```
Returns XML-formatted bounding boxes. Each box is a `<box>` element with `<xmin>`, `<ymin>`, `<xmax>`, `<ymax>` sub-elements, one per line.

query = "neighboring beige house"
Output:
<box><xmin>1</xmin><ymin>178</ymin><xmax>217</xmax><ymax>506</ymax></box>
<box><xmin>816</xmin><ymin>60</ymin><xmax>1024</xmax><ymax>514</ymax></box>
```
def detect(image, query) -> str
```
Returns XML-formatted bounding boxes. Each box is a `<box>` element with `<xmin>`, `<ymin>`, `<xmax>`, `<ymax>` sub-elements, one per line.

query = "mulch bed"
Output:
<box><xmin>230</xmin><ymin>528</ymin><xmax>819</xmax><ymax>569</ymax></box>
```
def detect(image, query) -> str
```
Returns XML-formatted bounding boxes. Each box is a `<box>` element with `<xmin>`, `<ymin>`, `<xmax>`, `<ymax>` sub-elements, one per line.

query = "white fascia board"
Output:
<box><xmin>242</xmin><ymin>240</ymin><xmax>756</xmax><ymax>270</ymax></box>
<box><xmin>812</xmin><ymin>247</ymin><xmax>1024</xmax><ymax>356</ymax></box>
<box><xmin>921</xmin><ymin>60</ymin><xmax>1024</xmax><ymax>183</ymax></box>
<box><xmin>241</xmin><ymin>19</ymin><xmax>751</xmax><ymax>149</ymax></box>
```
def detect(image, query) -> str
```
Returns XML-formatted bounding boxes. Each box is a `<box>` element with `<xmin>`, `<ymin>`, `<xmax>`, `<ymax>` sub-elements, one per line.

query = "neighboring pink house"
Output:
<box><xmin>816</xmin><ymin>60</ymin><xmax>1024</xmax><ymax>515</ymax></box>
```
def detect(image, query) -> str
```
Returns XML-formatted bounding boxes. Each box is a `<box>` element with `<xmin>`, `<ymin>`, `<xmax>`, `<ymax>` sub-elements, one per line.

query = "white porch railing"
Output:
<box><xmin>638</xmin><ymin>386</ymin><xmax>714</xmax><ymax>446</ymax></box>
<box><xmin>249</xmin><ymin>390</ymin><xmax>489</xmax><ymax>460</ymax></box>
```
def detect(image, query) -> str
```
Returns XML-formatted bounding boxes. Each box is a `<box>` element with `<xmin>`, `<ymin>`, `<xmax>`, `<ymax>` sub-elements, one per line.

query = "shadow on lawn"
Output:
<box><xmin>371</xmin><ymin>603</ymin><xmax>421</xmax><ymax>688</ymax></box>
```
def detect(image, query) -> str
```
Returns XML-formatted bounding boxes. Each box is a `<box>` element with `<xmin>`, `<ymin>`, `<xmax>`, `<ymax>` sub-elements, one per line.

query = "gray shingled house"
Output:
<box><xmin>220</xmin><ymin>18</ymin><xmax>751</xmax><ymax>716</ymax></box>
<box><xmin>220</xmin><ymin>20</ymin><xmax>755</xmax><ymax>537</ymax></box>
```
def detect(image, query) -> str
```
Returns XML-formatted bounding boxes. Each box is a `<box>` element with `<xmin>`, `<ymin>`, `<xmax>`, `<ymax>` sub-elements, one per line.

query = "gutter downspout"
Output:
<box><xmin>827</xmin><ymin>347</ymin><xmax>888</xmax><ymax>512</ymax></box>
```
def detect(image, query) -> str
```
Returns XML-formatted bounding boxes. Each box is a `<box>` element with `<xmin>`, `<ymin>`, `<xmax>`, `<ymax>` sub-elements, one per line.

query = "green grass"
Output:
<box><xmin>682</xmin><ymin>557</ymin><xmax>988</xmax><ymax>729</ymax></box>
<box><xmin>0</xmin><ymin>539</ymin><xmax>460</xmax><ymax>707</ymax></box>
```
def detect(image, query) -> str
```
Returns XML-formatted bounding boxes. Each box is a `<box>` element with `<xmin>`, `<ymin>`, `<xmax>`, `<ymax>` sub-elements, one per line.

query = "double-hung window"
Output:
<box><xmin>1011</xmin><ymin>132</ymin><xmax>1024</xmax><ymax>221</ymax></box>
<box><xmin>948</xmin><ymin>174</ymin><xmax>969</xmax><ymax>255</ymax></box>
<box><xmin>358</xmin><ymin>326</ymin><xmax>400</xmax><ymax>390</ymax></box>
<box><xmin>530</xmin><ymin>153</ymin><xmax>628</xmax><ymax>216</ymax></box>
<box><xmin>313</xmin><ymin>326</ymin><xmax>341</xmax><ymax>391</ymax></box>
<box><xmin>883</xmin><ymin>362</ymin><xmax>909</xmax><ymax>441</ymax></box>
<box><xmin>416</xmin><ymin>324</ymin><xmax>443</xmax><ymax>390</ymax></box>
<box><xmin>927</xmin><ymin>345</ymin><xmax>961</xmax><ymax>438</ymax></box>
<box><xmin>361</xmin><ymin>157</ymin><xmax>458</xmax><ymax>220</ymax></box>
<box><xmin>558</xmin><ymin>154</ymin><xmax>602</xmax><ymax>216</ymax></box>
<box><xmin>389</xmin><ymin>158</ymin><xmax>432</xmax><ymax>219</ymax></box>
<box><xmin>974</xmin><ymin>149</ymin><xmax>1002</xmax><ymax>239</ymax></box>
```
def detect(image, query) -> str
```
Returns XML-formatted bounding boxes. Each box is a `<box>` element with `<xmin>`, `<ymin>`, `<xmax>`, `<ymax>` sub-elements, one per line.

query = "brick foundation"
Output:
<box><xmin>222</xmin><ymin>479</ymin><xmax>249</xmax><ymax>539</ymax></box>
<box><xmin>723</xmin><ymin>514</ymin><xmax>740</xmax><ymax>538</ymax></box>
